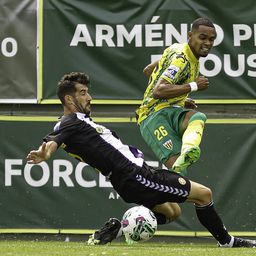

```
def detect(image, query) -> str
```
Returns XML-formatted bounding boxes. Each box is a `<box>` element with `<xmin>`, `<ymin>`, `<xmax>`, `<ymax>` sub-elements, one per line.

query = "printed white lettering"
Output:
<box><xmin>96</xmin><ymin>25</ymin><xmax>115</xmax><ymax>47</ymax></box>
<box><xmin>24</xmin><ymin>162</ymin><xmax>50</xmax><ymax>187</ymax></box>
<box><xmin>53</xmin><ymin>160</ymin><xmax>74</xmax><ymax>187</ymax></box>
<box><xmin>165</xmin><ymin>24</ymin><xmax>187</xmax><ymax>46</ymax></box>
<box><xmin>247</xmin><ymin>54</ymin><xmax>256</xmax><ymax>77</ymax></box>
<box><xmin>145</xmin><ymin>24</ymin><xmax>163</xmax><ymax>47</ymax></box>
<box><xmin>116</xmin><ymin>24</ymin><xmax>142</xmax><ymax>47</ymax></box>
<box><xmin>4</xmin><ymin>159</ymin><xmax>161</xmax><ymax>188</ymax></box>
<box><xmin>200</xmin><ymin>54</ymin><xmax>222</xmax><ymax>77</ymax></box>
<box><xmin>75</xmin><ymin>162</ymin><xmax>96</xmax><ymax>187</ymax></box>
<box><xmin>233</xmin><ymin>24</ymin><xmax>252</xmax><ymax>46</ymax></box>
<box><xmin>223</xmin><ymin>54</ymin><xmax>245</xmax><ymax>77</ymax></box>
<box><xmin>5</xmin><ymin>159</ymin><xmax>22</xmax><ymax>186</ymax></box>
<box><xmin>69</xmin><ymin>21</ymin><xmax>256</xmax><ymax>77</ymax></box>
<box><xmin>1</xmin><ymin>37</ymin><xmax>18</xmax><ymax>57</ymax></box>
<box><xmin>70</xmin><ymin>24</ymin><xmax>94</xmax><ymax>46</ymax></box>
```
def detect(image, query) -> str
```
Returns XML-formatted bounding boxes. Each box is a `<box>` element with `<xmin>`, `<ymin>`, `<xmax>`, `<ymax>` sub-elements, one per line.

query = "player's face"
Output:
<box><xmin>188</xmin><ymin>25</ymin><xmax>216</xmax><ymax>58</ymax></box>
<box><xmin>72</xmin><ymin>83</ymin><xmax>92</xmax><ymax>115</ymax></box>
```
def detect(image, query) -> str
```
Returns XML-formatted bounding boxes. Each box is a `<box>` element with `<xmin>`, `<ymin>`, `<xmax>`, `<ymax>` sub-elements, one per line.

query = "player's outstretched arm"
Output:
<box><xmin>143</xmin><ymin>60</ymin><xmax>159</xmax><ymax>77</ymax></box>
<box><xmin>27</xmin><ymin>141</ymin><xmax>58</xmax><ymax>164</ymax></box>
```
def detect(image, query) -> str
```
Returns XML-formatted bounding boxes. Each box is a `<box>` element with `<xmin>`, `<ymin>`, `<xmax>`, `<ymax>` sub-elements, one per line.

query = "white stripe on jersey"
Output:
<box><xmin>76</xmin><ymin>112</ymin><xmax>144</xmax><ymax>167</ymax></box>
<box><xmin>54</xmin><ymin>121</ymin><xmax>61</xmax><ymax>131</ymax></box>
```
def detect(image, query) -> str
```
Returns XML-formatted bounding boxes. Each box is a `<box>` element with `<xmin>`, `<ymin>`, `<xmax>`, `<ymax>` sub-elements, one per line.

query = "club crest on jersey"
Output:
<box><xmin>178</xmin><ymin>177</ymin><xmax>186</xmax><ymax>185</ymax></box>
<box><xmin>95</xmin><ymin>126</ymin><xmax>104</xmax><ymax>134</ymax></box>
<box><xmin>163</xmin><ymin>139</ymin><xmax>173</xmax><ymax>150</ymax></box>
<box><xmin>163</xmin><ymin>65</ymin><xmax>179</xmax><ymax>80</ymax></box>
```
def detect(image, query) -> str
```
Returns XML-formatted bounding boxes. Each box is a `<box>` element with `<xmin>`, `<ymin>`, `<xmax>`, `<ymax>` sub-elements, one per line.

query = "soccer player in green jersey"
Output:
<box><xmin>136</xmin><ymin>17</ymin><xmax>216</xmax><ymax>222</ymax></box>
<box><xmin>137</xmin><ymin>17</ymin><xmax>216</xmax><ymax>175</ymax></box>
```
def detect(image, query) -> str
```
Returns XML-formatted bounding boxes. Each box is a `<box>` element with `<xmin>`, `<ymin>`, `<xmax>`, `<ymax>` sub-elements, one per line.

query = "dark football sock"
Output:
<box><xmin>195</xmin><ymin>201</ymin><xmax>232</xmax><ymax>245</ymax></box>
<box><xmin>153</xmin><ymin>212</ymin><xmax>168</xmax><ymax>225</ymax></box>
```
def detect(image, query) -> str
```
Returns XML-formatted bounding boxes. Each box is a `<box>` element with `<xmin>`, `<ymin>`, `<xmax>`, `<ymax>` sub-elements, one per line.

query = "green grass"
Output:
<box><xmin>0</xmin><ymin>241</ymin><xmax>255</xmax><ymax>256</ymax></box>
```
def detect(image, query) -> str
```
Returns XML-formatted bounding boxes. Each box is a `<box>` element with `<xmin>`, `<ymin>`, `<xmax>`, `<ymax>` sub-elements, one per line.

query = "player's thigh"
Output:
<box><xmin>152</xmin><ymin>202</ymin><xmax>181</xmax><ymax>221</ymax></box>
<box><xmin>186</xmin><ymin>180</ymin><xmax>212</xmax><ymax>205</ymax></box>
<box><xmin>133</xmin><ymin>167</ymin><xmax>191</xmax><ymax>207</ymax></box>
<box><xmin>140</xmin><ymin>111</ymin><xmax>182</xmax><ymax>163</ymax></box>
<box><xmin>181</xmin><ymin>110</ymin><xmax>197</xmax><ymax>131</ymax></box>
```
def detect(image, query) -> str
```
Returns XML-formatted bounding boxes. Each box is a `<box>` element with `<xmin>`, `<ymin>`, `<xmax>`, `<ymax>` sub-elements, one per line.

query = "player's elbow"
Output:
<box><xmin>153</xmin><ymin>85</ymin><xmax>165</xmax><ymax>99</ymax></box>
<box><xmin>143</xmin><ymin>66</ymin><xmax>152</xmax><ymax>77</ymax></box>
<box><xmin>152</xmin><ymin>90</ymin><xmax>161</xmax><ymax>99</ymax></box>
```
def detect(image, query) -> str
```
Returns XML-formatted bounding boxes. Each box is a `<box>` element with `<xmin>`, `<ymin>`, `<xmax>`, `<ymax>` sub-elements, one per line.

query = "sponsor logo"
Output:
<box><xmin>163</xmin><ymin>65</ymin><xmax>180</xmax><ymax>80</ymax></box>
<box><xmin>5</xmin><ymin>159</ymin><xmax>163</xmax><ymax>188</ymax></box>
<box><xmin>163</xmin><ymin>139</ymin><xmax>173</xmax><ymax>150</ymax></box>
<box><xmin>178</xmin><ymin>177</ymin><xmax>186</xmax><ymax>185</ymax></box>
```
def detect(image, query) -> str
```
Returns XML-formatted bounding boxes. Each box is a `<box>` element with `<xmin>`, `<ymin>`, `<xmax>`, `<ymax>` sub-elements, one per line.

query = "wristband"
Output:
<box><xmin>189</xmin><ymin>82</ymin><xmax>198</xmax><ymax>92</ymax></box>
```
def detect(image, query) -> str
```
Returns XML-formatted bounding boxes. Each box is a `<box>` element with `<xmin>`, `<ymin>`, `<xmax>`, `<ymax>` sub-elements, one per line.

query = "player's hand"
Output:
<box><xmin>184</xmin><ymin>98</ymin><xmax>197</xmax><ymax>109</ymax></box>
<box><xmin>195</xmin><ymin>76</ymin><xmax>209</xmax><ymax>91</ymax></box>
<box><xmin>27</xmin><ymin>142</ymin><xmax>49</xmax><ymax>164</ymax></box>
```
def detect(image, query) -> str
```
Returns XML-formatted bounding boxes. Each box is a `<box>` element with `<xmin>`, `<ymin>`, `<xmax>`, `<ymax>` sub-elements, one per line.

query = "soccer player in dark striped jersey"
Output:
<box><xmin>27</xmin><ymin>72</ymin><xmax>256</xmax><ymax>248</ymax></box>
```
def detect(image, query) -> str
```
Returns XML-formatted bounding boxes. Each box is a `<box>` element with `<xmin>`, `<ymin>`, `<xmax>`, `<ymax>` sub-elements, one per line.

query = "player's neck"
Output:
<box><xmin>188</xmin><ymin>42</ymin><xmax>200</xmax><ymax>59</ymax></box>
<box><xmin>63</xmin><ymin>105</ymin><xmax>75</xmax><ymax>116</ymax></box>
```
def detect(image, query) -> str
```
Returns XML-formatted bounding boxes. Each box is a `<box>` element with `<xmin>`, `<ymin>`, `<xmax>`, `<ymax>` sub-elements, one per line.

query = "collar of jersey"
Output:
<box><xmin>184</xmin><ymin>43</ymin><xmax>198</xmax><ymax>63</ymax></box>
<box><xmin>75</xmin><ymin>112</ymin><xmax>90</xmax><ymax>120</ymax></box>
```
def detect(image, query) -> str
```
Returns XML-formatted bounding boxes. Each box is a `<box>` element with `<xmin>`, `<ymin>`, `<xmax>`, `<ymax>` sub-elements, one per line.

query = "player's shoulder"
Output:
<box><xmin>57</xmin><ymin>113</ymin><xmax>80</xmax><ymax>129</ymax></box>
<box><xmin>170</xmin><ymin>42</ymin><xmax>186</xmax><ymax>50</ymax></box>
<box><xmin>174</xmin><ymin>43</ymin><xmax>190</xmax><ymax>61</ymax></box>
<box><xmin>165</xmin><ymin>42</ymin><xmax>187</xmax><ymax>53</ymax></box>
<box><xmin>60</xmin><ymin>113</ymin><xmax>77</xmax><ymax>123</ymax></box>
<box><xmin>164</xmin><ymin>43</ymin><xmax>189</xmax><ymax>68</ymax></box>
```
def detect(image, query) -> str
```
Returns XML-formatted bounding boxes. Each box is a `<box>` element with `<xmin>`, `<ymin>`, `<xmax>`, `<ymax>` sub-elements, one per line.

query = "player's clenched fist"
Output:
<box><xmin>195</xmin><ymin>76</ymin><xmax>209</xmax><ymax>90</ymax></box>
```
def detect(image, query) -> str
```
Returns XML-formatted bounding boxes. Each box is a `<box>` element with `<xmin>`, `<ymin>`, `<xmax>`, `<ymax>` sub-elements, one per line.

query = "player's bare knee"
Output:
<box><xmin>153</xmin><ymin>203</ymin><xmax>181</xmax><ymax>222</ymax></box>
<box><xmin>166</xmin><ymin>204</ymin><xmax>181</xmax><ymax>221</ymax></box>
<box><xmin>198</xmin><ymin>186</ymin><xmax>212</xmax><ymax>206</ymax></box>
<box><xmin>188</xmin><ymin>181</ymin><xmax>213</xmax><ymax>206</ymax></box>
<box><xmin>172</xmin><ymin>206</ymin><xmax>181</xmax><ymax>220</ymax></box>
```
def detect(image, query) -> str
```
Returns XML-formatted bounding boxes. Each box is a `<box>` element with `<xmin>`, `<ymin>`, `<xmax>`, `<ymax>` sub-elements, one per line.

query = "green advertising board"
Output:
<box><xmin>0</xmin><ymin>117</ymin><xmax>256</xmax><ymax>234</ymax></box>
<box><xmin>41</xmin><ymin>0</ymin><xmax>256</xmax><ymax>103</ymax></box>
<box><xmin>0</xmin><ymin>0</ymin><xmax>37</xmax><ymax>103</ymax></box>
<box><xmin>1</xmin><ymin>0</ymin><xmax>255</xmax><ymax>103</ymax></box>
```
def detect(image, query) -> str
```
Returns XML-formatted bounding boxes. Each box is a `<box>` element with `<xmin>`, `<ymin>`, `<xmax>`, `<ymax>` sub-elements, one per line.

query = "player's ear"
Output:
<box><xmin>188</xmin><ymin>31</ymin><xmax>193</xmax><ymax>41</ymax></box>
<box><xmin>64</xmin><ymin>95</ymin><xmax>73</xmax><ymax>105</ymax></box>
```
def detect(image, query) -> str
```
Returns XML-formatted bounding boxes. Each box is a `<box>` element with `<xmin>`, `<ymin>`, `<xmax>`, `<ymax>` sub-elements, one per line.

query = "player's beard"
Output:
<box><xmin>72</xmin><ymin>98</ymin><xmax>91</xmax><ymax>115</ymax></box>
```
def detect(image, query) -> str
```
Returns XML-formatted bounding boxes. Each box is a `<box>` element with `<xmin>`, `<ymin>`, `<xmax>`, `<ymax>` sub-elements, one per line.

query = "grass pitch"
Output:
<box><xmin>0</xmin><ymin>241</ymin><xmax>255</xmax><ymax>256</ymax></box>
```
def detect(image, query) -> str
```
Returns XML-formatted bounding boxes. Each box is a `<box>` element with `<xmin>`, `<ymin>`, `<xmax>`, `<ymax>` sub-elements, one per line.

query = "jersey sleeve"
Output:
<box><xmin>160</xmin><ymin>53</ymin><xmax>187</xmax><ymax>84</ymax></box>
<box><xmin>43</xmin><ymin>129</ymin><xmax>65</xmax><ymax>148</ymax></box>
<box><xmin>43</xmin><ymin>115</ymin><xmax>81</xmax><ymax>147</ymax></box>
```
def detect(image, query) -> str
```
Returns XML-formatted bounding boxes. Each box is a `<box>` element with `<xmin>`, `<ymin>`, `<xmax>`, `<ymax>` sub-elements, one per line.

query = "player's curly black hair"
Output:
<box><xmin>192</xmin><ymin>17</ymin><xmax>215</xmax><ymax>31</ymax></box>
<box><xmin>57</xmin><ymin>72</ymin><xmax>90</xmax><ymax>104</ymax></box>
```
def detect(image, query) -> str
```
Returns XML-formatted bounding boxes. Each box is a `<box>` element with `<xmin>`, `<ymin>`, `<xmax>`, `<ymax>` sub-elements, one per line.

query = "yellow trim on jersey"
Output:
<box><xmin>136</xmin><ymin>43</ymin><xmax>199</xmax><ymax>124</ymax></box>
<box><xmin>68</xmin><ymin>153</ymin><xmax>85</xmax><ymax>162</ymax></box>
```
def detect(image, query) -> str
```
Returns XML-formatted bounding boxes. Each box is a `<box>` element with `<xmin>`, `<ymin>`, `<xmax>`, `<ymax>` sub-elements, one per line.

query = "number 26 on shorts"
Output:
<box><xmin>154</xmin><ymin>126</ymin><xmax>168</xmax><ymax>141</ymax></box>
